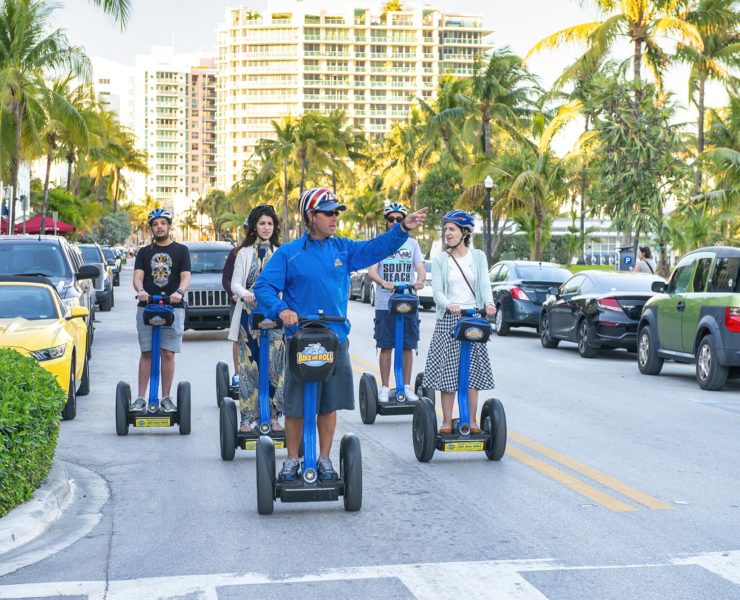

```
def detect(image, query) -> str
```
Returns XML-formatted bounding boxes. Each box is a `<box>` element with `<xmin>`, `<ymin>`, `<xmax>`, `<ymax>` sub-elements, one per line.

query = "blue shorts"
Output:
<box><xmin>374</xmin><ymin>310</ymin><xmax>420</xmax><ymax>350</ymax></box>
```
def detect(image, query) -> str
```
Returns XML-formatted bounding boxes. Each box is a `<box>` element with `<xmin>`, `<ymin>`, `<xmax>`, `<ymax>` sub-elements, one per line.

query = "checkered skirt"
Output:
<box><xmin>422</xmin><ymin>312</ymin><xmax>495</xmax><ymax>392</ymax></box>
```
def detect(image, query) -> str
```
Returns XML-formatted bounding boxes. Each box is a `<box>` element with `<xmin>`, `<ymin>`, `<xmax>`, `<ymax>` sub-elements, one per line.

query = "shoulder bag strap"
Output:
<box><xmin>447</xmin><ymin>251</ymin><xmax>477</xmax><ymax>299</ymax></box>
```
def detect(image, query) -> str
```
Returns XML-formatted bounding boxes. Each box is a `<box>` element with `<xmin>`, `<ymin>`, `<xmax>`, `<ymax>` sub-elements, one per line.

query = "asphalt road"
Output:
<box><xmin>0</xmin><ymin>264</ymin><xmax>738</xmax><ymax>599</ymax></box>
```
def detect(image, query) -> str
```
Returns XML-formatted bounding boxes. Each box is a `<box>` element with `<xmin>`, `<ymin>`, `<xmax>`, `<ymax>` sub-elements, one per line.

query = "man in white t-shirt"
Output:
<box><xmin>368</xmin><ymin>202</ymin><xmax>426</xmax><ymax>402</ymax></box>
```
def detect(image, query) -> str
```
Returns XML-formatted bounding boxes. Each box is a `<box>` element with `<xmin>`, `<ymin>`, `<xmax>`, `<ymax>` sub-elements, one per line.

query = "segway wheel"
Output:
<box><xmin>412</xmin><ymin>396</ymin><xmax>437</xmax><ymax>462</ymax></box>
<box><xmin>177</xmin><ymin>381</ymin><xmax>192</xmax><ymax>435</ymax></box>
<box><xmin>414</xmin><ymin>371</ymin><xmax>434</xmax><ymax>402</ymax></box>
<box><xmin>115</xmin><ymin>381</ymin><xmax>130</xmax><ymax>436</ymax></box>
<box><xmin>358</xmin><ymin>373</ymin><xmax>378</xmax><ymax>425</ymax></box>
<box><xmin>482</xmin><ymin>398</ymin><xmax>507</xmax><ymax>461</ymax></box>
<box><xmin>256</xmin><ymin>436</ymin><xmax>276</xmax><ymax>515</ymax></box>
<box><xmin>220</xmin><ymin>398</ymin><xmax>238</xmax><ymax>461</ymax></box>
<box><xmin>216</xmin><ymin>361</ymin><xmax>229</xmax><ymax>407</ymax></box>
<box><xmin>340</xmin><ymin>434</ymin><xmax>362</xmax><ymax>512</ymax></box>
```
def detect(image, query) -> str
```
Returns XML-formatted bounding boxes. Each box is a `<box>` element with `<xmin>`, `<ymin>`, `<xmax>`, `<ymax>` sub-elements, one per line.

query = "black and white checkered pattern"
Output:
<box><xmin>422</xmin><ymin>312</ymin><xmax>495</xmax><ymax>392</ymax></box>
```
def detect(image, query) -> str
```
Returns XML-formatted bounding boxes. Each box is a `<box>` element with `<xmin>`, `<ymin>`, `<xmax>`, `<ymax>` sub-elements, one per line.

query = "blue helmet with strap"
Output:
<box><xmin>442</xmin><ymin>210</ymin><xmax>475</xmax><ymax>233</ymax></box>
<box><xmin>147</xmin><ymin>207</ymin><xmax>172</xmax><ymax>226</ymax></box>
<box><xmin>383</xmin><ymin>201</ymin><xmax>408</xmax><ymax>217</ymax></box>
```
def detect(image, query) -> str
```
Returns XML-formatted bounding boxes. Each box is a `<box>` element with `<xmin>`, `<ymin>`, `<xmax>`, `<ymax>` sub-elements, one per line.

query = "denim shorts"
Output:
<box><xmin>282</xmin><ymin>339</ymin><xmax>354</xmax><ymax>417</ymax></box>
<box><xmin>136</xmin><ymin>307</ymin><xmax>185</xmax><ymax>353</ymax></box>
<box><xmin>374</xmin><ymin>310</ymin><xmax>420</xmax><ymax>350</ymax></box>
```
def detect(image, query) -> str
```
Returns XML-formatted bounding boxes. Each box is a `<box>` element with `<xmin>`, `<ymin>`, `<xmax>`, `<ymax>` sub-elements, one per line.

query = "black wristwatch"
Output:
<box><xmin>400</xmin><ymin>219</ymin><xmax>410</xmax><ymax>232</ymax></box>
<box><xmin>176</xmin><ymin>288</ymin><xmax>185</xmax><ymax>296</ymax></box>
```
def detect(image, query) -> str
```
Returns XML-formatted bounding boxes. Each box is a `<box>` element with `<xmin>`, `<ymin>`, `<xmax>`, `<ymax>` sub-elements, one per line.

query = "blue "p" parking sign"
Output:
<box><xmin>623</xmin><ymin>256</ymin><xmax>633</xmax><ymax>265</ymax></box>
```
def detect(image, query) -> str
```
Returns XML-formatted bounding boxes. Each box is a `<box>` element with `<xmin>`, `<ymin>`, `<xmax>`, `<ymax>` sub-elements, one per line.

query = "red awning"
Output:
<box><xmin>13</xmin><ymin>214</ymin><xmax>75</xmax><ymax>234</ymax></box>
<box><xmin>0</xmin><ymin>217</ymin><xmax>8</xmax><ymax>234</ymax></box>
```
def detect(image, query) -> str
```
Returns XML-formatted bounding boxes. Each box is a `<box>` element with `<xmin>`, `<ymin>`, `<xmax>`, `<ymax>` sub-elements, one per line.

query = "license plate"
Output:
<box><xmin>135</xmin><ymin>417</ymin><xmax>171</xmax><ymax>427</ymax></box>
<box><xmin>444</xmin><ymin>441</ymin><xmax>485</xmax><ymax>452</ymax></box>
<box><xmin>242</xmin><ymin>440</ymin><xmax>285</xmax><ymax>450</ymax></box>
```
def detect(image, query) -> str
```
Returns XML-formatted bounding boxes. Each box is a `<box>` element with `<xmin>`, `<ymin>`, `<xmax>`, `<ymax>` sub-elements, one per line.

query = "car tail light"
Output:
<box><xmin>597</xmin><ymin>297</ymin><xmax>622</xmax><ymax>312</ymax></box>
<box><xmin>511</xmin><ymin>287</ymin><xmax>530</xmax><ymax>301</ymax></box>
<box><xmin>726</xmin><ymin>307</ymin><xmax>740</xmax><ymax>333</ymax></box>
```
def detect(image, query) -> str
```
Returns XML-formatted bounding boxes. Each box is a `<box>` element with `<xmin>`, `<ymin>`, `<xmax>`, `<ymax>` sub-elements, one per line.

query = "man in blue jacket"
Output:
<box><xmin>254</xmin><ymin>187</ymin><xmax>427</xmax><ymax>482</ymax></box>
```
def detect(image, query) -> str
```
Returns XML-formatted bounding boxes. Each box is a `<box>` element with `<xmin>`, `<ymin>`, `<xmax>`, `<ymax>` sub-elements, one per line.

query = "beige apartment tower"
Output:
<box><xmin>216</xmin><ymin>0</ymin><xmax>493</xmax><ymax>190</ymax></box>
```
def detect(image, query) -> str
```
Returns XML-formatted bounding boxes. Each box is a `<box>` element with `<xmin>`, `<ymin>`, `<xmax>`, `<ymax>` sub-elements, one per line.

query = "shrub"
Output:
<box><xmin>0</xmin><ymin>349</ymin><xmax>65</xmax><ymax>517</ymax></box>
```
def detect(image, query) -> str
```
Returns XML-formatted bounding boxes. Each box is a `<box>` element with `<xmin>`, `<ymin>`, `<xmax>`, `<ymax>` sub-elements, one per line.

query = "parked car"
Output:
<box><xmin>0</xmin><ymin>276</ymin><xmax>91</xmax><ymax>419</ymax></box>
<box><xmin>184</xmin><ymin>241</ymin><xmax>233</xmax><ymax>331</ymax></box>
<box><xmin>78</xmin><ymin>243</ymin><xmax>114</xmax><ymax>312</ymax></box>
<box><xmin>490</xmin><ymin>261</ymin><xmax>572</xmax><ymax>335</ymax></box>
<box><xmin>349</xmin><ymin>268</ymin><xmax>373</xmax><ymax>303</ymax></box>
<box><xmin>101</xmin><ymin>245</ymin><xmax>121</xmax><ymax>286</ymax></box>
<box><xmin>637</xmin><ymin>246</ymin><xmax>740</xmax><ymax>391</ymax></box>
<box><xmin>539</xmin><ymin>270</ymin><xmax>664</xmax><ymax>358</ymax></box>
<box><xmin>417</xmin><ymin>260</ymin><xmax>434</xmax><ymax>311</ymax></box>
<box><xmin>0</xmin><ymin>235</ymin><xmax>98</xmax><ymax>359</ymax></box>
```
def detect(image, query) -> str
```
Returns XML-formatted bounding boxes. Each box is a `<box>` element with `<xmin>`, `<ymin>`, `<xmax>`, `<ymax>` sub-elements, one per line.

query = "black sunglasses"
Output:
<box><xmin>315</xmin><ymin>209</ymin><xmax>340</xmax><ymax>217</ymax></box>
<box><xmin>386</xmin><ymin>216</ymin><xmax>404</xmax><ymax>223</ymax></box>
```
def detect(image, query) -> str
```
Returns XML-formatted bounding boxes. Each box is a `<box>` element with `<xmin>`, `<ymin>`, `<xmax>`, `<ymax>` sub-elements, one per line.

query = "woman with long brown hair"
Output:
<box><xmin>229</xmin><ymin>204</ymin><xmax>285</xmax><ymax>433</ymax></box>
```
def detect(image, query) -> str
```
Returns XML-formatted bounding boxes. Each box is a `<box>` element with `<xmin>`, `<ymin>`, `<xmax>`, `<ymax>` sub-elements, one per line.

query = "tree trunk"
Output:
<box><xmin>41</xmin><ymin>145</ymin><xmax>54</xmax><ymax>235</ymax></box>
<box><xmin>66</xmin><ymin>152</ymin><xmax>74</xmax><ymax>191</ymax></box>
<box><xmin>579</xmin><ymin>116</ymin><xmax>589</xmax><ymax>263</ymax></box>
<box><xmin>693</xmin><ymin>77</ymin><xmax>706</xmax><ymax>196</ymax></box>
<box><xmin>533</xmin><ymin>210</ymin><xmax>543</xmax><ymax>261</ymax></box>
<box><xmin>633</xmin><ymin>38</ymin><xmax>642</xmax><ymax>84</ymax></box>
<box><xmin>10</xmin><ymin>98</ymin><xmax>24</xmax><ymax>230</ymax></box>
<box><xmin>113</xmin><ymin>167</ymin><xmax>121</xmax><ymax>211</ymax></box>
<box><xmin>283</xmin><ymin>159</ymin><xmax>290</xmax><ymax>241</ymax></box>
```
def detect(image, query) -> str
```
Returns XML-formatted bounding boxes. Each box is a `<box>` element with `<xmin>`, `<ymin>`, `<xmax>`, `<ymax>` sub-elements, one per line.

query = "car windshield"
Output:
<box><xmin>79</xmin><ymin>246</ymin><xmax>101</xmax><ymax>264</ymax></box>
<box><xmin>102</xmin><ymin>248</ymin><xmax>115</xmax><ymax>260</ymax></box>
<box><xmin>0</xmin><ymin>285</ymin><xmax>58</xmax><ymax>320</ymax></box>
<box><xmin>0</xmin><ymin>242</ymin><xmax>71</xmax><ymax>278</ymax></box>
<box><xmin>593</xmin><ymin>274</ymin><xmax>661</xmax><ymax>293</ymax></box>
<box><xmin>190</xmin><ymin>250</ymin><xmax>230</xmax><ymax>273</ymax></box>
<box><xmin>516</xmin><ymin>265</ymin><xmax>571</xmax><ymax>281</ymax></box>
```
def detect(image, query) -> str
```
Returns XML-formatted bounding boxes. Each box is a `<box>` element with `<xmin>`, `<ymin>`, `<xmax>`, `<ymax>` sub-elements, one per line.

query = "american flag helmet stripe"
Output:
<box><xmin>299</xmin><ymin>187</ymin><xmax>339</xmax><ymax>219</ymax></box>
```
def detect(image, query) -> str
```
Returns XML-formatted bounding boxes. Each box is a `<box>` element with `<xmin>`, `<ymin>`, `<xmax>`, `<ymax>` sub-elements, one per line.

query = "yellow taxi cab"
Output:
<box><xmin>0</xmin><ymin>276</ymin><xmax>90</xmax><ymax>420</ymax></box>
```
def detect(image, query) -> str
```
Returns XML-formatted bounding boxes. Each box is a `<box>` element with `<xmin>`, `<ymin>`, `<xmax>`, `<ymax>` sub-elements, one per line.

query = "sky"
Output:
<box><xmin>53</xmin><ymin>0</ymin><xmax>728</xmax><ymax>136</ymax></box>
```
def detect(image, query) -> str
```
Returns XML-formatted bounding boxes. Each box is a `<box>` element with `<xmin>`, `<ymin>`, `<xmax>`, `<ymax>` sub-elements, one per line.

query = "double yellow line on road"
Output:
<box><xmin>349</xmin><ymin>352</ymin><xmax>674</xmax><ymax>513</ymax></box>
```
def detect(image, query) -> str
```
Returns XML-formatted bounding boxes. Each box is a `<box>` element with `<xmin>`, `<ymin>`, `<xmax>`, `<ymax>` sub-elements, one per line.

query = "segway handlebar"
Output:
<box><xmin>392</xmin><ymin>283</ymin><xmax>415</xmax><ymax>293</ymax></box>
<box><xmin>298</xmin><ymin>312</ymin><xmax>346</xmax><ymax>323</ymax></box>
<box><xmin>448</xmin><ymin>307</ymin><xmax>486</xmax><ymax>317</ymax></box>
<box><xmin>134</xmin><ymin>293</ymin><xmax>172</xmax><ymax>304</ymax></box>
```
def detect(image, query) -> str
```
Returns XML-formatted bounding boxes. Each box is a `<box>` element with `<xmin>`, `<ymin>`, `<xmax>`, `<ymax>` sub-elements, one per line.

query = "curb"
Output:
<box><xmin>0</xmin><ymin>460</ymin><xmax>74</xmax><ymax>555</ymax></box>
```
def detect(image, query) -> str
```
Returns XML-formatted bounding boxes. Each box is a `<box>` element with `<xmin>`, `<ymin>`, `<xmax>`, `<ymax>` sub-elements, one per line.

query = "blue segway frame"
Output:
<box><xmin>145</xmin><ymin>295</ymin><xmax>174</xmax><ymax>413</ymax></box>
<box><xmin>454</xmin><ymin>308</ymin><xmax>490</xmax><ymax>434</ymax></box>
<box><xmin>390</xmin><ymin>283</ymin><xmax>417</xmax><ymax>401</ymax></box>
<box><xmin>251</xmin><ymin>312</ymin><xmax>283</xmax><ymax>435</ymax></box>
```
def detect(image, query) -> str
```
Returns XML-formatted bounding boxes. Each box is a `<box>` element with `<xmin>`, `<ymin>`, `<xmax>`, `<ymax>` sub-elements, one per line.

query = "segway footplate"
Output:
<box><xmin>277</xmin><ymin>479</ymin><xmax>344</xmax><ymax>503</ymax></box>
<box><xmin>238</xmin><ymin>430</ymin><xmax>286</xmax><ymax>451</ymax></box>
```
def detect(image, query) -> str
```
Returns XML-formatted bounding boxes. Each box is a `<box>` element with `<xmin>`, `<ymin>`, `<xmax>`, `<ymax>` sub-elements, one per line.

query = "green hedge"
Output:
<box><xmin>0</xmin><ymin>349</ymin><xmax>65</xmax><ymax>517</ymax></box>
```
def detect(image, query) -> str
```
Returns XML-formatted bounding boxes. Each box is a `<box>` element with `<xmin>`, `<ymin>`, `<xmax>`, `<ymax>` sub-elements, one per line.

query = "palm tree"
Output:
<box><xmin>0</xmin><ymin>0</ymin><xmax>89</xmax><ymax>227</ymax></box>
<box><xmin>527</xmin><ymin>0</ymin><xmax>703</xmax><ymax>88</ymax></box>
<box><xmin>323</xmin><ymin>109</ymin><xmax>367</xmax><ymax>194</ymax></box>
<box><xmin>382</xmin><ymin>111</ymin><xmax>429</xmax><ymax>210</ymax></box>
<box><xmin>677</xmin><ymin>0</ymin><xmax>740</xmax><ymax>191</ymax></box>
<box><xmin>417</xmin><ymin>76</ymin><xmax>472</xmax><ymax>165</ymax></box>
<box><xmin>292</xmin><ymin>112</ymin><xmax>334</xmax><ymax>195</ymax></box>
<box><xmin>87</xmin><ymin>0</ymin><xmax>130</xmax><ymax>27</ymax></box>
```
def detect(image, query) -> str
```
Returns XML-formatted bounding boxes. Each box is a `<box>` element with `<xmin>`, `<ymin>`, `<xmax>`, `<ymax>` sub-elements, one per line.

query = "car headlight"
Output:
<box><xmin>62</xmin><ymin>297</ymin><xmax>80</xmax><ymax>309</ymax></box>
<box><xmin>30</xmin><ymin>344</ymin><xmax>67</xmax><ymax>361</ymax></box>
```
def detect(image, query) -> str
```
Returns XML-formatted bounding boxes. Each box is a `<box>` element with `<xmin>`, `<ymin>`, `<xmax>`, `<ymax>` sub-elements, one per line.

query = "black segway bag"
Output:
<box><xmin>142</xmin><ymin>303</ymin><xmax>175</xmax><ymax>327</ymax></box>
<box><xmin>389</xmin><ymin>293</ymin><xmax>418</xmax><ymax>315</ymax></box>
<box><xmin>454</xmin><ymin>317</ymin><xmax>491</xmax><ymax>343</ymax></box>
<box><xmin>288</xmin><ymin>322</ymin><xmax>339</xmax><ymax>383</ymax></box>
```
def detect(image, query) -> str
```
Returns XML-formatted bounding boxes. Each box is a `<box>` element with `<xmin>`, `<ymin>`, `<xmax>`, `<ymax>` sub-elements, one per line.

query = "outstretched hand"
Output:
<box><xmin>402</xmin><ymin>207</ymin><xmax>428</xmax><ymax>230</ymax></box>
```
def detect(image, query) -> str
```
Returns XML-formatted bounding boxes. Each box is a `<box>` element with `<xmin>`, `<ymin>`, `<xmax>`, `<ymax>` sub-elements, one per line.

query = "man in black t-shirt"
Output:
<box><xmin>132</xmin><ymin>208</ymin><xmax>191</xmax><ymax>412</ymax></box>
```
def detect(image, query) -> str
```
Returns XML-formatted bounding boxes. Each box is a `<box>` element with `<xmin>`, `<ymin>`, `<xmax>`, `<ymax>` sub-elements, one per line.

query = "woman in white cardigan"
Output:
<box><xmin>229</xmin><ymin>205</ymin><xmax>285</xmax><ymax>433</ymax></box>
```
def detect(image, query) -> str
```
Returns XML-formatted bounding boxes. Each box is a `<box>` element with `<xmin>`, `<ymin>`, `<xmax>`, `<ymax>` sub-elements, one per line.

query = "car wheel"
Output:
<box><xmin>113</xmin><ymin>273</ymin><xmax>120</xmax><ymax>287</ymax></box>
<box><xmin>493</xmin><ymin>304</ymin><xmax>510</xmax><ymax>336</ymax></box>
<box><xmin>61</xmin><ymin>365</ymin><xmax>76</xmax><ymax>421</ymax></box>
<box><xmin>637</xmin><ymin>326</ymin><xmax>663</xmax><ymax>375</ymax></box>
<box><xmin>696</xmin><ymin>334</ymin><xmax>728</xmax><ymax>391</ymax></box>
<box><xmin>539</xmin><ymin>312</ymin><xmax>559</xmax><ymax>349</ymax></box>
<box><xmin>360</xmin><ymin>283</ymin><xmax>369</xmax><ymax>304</ymax></box>
<box><xmin>77</xmin><ymin>354</ymin><xmax>90</xmax><ymax>396</ymax></box>
<box><xmin>370</xmin><ymin>284</ymin><xmax>375</xmax><ymax>307</ymax></box>
<box><xmin>100</xmin><ymin>290</ymin><xmax>112</xmax><ymax>312</ymax></box>
<box><xmin>577</xmin><ymin>318</ymin><xmax>598</xmax><ymax>358</ymax></box>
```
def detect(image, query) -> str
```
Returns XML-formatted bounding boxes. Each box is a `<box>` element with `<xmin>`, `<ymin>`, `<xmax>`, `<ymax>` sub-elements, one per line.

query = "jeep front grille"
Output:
<box><xmin>187</xmin><ymin>290</ymin><xmax>229</xmax><ymax>308</ymax></box>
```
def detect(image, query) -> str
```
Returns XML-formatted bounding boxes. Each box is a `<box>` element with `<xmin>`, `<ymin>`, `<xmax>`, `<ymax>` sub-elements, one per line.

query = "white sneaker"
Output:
<box><xmin>404</xmin><ymin>385</ymin><xmax>419</xmax><ymax>402</ymax></box>
<box><xmin>378</xmin><ymin>386</ymin><xmax>390</xmax><ymax>403</ymax></box>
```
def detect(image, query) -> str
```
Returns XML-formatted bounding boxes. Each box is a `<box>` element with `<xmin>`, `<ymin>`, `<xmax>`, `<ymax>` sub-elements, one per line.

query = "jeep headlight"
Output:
<box><xmin>30</xmin><ymin>344</ymin><xmax>67</xmax><ymax>361</ymax></box>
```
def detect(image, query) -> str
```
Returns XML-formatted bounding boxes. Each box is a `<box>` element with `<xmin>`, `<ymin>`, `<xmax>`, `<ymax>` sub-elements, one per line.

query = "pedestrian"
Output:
<box><xmin>635</xmin><ymin>246</ymin><xmax>657</xmax><ymax>274</ymax></box>
<box><xmin>131</xmin><ymin>208</ymin><xmax>191</xmax><ymax>412</ymax></box>
<box><xmin>223</xmin><ymin>217</ymin><xmax>249</xmax><ymax>387</ymax></box>
<box><xmin>422</xmin><ymin>210</ymin><xmax>496</xmax><ymax>434</ymax></box>
<box><xmin>229</xmin><ymin>205</ymin><xmax>285</xmax><ymax>433</ymax></box>
<box><xmin>367</xmin><ymin>201</ymin><xmax>425</xmax><ymax>403</ymax></box>
<box><xmin>254</xmin><ymin>187</ymin><xmax>427</xmax><ymax>483</ymax></box>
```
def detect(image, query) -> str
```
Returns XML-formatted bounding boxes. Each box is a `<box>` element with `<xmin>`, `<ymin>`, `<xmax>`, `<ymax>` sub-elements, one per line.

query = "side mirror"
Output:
<box><xmin>548</xmin><ymin>286</ymin><xmax>560</xmax><ymax>297</ymax></box>
<box><xmin>651</xmin><ymin>281</ymin><xmax>666</xmax><ymax>293</ymax></box>
<box><xmin>107</xmin><ymin>259</ymin><xmax>115</xmax><ymax>266</ymax></box>
<box><xmin>67</xmin><ymin>306</ymin><xmax>89</xmax><ymax>320</ymax></box>
<box><xmin>76</xmin><ymin>264</ymin><xmax>100</xmax><ymax>280</ymax></box>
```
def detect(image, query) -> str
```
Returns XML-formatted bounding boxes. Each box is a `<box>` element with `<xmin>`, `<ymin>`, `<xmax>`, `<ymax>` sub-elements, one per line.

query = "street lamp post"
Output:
<box><xmin>483</xmin><ymin>176</ymin><xmax>493</xmax><ymax>264</ymax></box>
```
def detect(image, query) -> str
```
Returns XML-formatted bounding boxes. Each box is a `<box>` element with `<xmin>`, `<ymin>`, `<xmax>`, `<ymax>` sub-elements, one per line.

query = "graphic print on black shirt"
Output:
<box><xmin>134</xmin><ymin>242</ymin><xmax>191</xmax><ymax>307</ymax></box>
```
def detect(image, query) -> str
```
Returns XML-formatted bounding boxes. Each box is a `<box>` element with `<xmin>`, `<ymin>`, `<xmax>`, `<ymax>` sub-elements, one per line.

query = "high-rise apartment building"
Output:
<box><xmin>91</xmin><ymin>57</ymin><xmax>135</xmax><ymax>131</ymax></box>
<box><xmin>134</xmin><ymin>46</ymin><xmax>217</xmax><ymax>215</ymax></box>
<box><xmin>216</xmin><ymin>0</ymin><xmax>492</xmax><ymax>190</ymax></box>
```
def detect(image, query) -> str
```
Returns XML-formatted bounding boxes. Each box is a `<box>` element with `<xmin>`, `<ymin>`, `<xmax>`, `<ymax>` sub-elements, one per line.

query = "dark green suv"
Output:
<box><xmin>637</xmin><ymin>246</ymin><xmax>740</xmax><ymax>390</ymax></box>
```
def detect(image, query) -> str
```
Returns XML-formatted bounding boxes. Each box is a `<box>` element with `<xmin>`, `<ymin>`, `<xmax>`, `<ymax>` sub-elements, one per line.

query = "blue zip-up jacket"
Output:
<box><xmin>253</xmin><ymin>224</ymin><xmax>410</xmax><ymax>341</ymax></box>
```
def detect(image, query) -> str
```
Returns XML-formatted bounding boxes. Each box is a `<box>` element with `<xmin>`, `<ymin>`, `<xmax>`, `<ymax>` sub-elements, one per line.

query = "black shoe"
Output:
<box><xmin>317</xmin><ymin>456</ymin><xmax>338</xmax><ymax>481</ymax></box>
<box><xmin>278</xmin><ymin>458</ymin><xmax>300</xmax><ymax>482</ymax></box>
<box><xmin>160</xmin><ymin>396</ymin><xmax>176</xmax><ymax>412</ymax></box>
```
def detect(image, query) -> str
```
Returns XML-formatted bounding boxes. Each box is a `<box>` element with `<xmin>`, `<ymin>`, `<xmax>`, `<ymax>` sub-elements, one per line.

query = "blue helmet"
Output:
<box><xmin>442</xmin><ymin>210</ymin><xmax>474</xmax><ymax>233</ymax></box>
<box><xmin>383</xmin><ymin>201</ymin><xmax>408</xmax><ymax>217</ymax></box>
<box><xmin>147</xmin><ymin>207</ymin><xmax>172</xmax><ymax>226</ymax></box>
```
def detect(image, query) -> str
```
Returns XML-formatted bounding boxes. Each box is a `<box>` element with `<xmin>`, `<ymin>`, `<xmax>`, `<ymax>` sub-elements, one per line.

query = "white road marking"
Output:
<box><xmin>0</xmin><ymin>553</ymin><xmax>738</xmax><ymax>599</ymax></box>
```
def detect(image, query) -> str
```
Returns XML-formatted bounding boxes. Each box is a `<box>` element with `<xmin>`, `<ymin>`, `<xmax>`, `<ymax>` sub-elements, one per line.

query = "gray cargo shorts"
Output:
<box><xmin>282</xmin><ymin>339</ymin><xmax>354</xmax><ymax>417</ymax></box>
<box><xmin>136</xmin><ymin>306</ymin><xmax>185</xmax><ymax>353</ymax></box>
